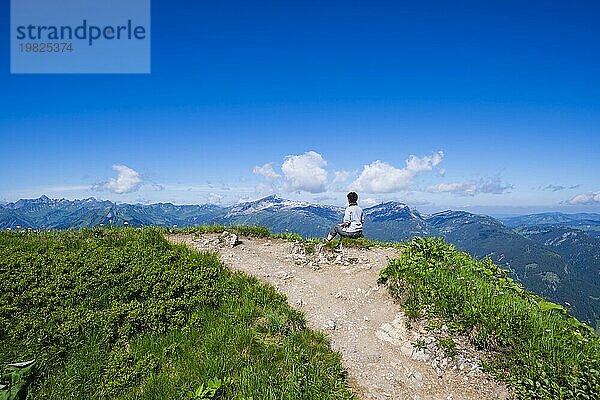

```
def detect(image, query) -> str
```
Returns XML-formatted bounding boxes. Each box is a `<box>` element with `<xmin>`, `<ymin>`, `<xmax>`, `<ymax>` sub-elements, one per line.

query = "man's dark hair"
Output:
<box><xmin>347</xmin><ymin>192</ymin><xmax>358</xmax><ymax>204</ymax></box>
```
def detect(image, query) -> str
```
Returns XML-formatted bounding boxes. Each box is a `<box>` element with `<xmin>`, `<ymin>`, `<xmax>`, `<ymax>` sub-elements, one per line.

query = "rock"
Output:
<box><xmin>408</xmin><ymin>370</ymin><xmax>423</xmax><ymax>388</ymax></box>
<box><xmin>400</xmin><ymin>343</ymin><xmax>414</xmax><ymax>357</ymax></box>
<box><xmin>294</xmin><ymin>257</ymin><xmax>306</xmax><ymax>266</ymax></box>
<box><xmin>219</xmin><ymin>231</ymin><xmax>239</xmax><ymax>247</ymax></box>
<box><xmin>411</xmin><ymin>349</ymin><xmax>430</xmax><ymax>362</ymax></box>
<box><xmin>290</xmin><ymin>242</ymin><xmax>305</xmax><ymax>255</ymax></box>
<box><xmin>325</xmin><ymin>319</ymin><xmax>337</xmax><ymax>330</ymax></box>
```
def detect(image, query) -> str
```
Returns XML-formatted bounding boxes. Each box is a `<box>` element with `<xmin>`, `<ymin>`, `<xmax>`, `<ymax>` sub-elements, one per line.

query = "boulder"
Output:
<box><xmin>219</xmin><ymin>231</ymin><xmax>239</xmax><ymax>247</ymax></box>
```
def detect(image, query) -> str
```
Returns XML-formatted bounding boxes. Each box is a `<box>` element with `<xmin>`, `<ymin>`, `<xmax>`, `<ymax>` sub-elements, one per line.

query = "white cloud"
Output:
<box><xmin>350</xmin><ymin>151</ymin><xmax>444</xmax><ymax>193</ymax></box>
<box><xmin>254</xmin><ymin>182</ymin><xmax>274</xmax><ymax>196</ymax></box>
<box><xmin>406</xmin><ymin>151</ymin><xmax>444</xmax><ymax>172</ymax></box>
<box><xmin>427</xmin><ymin>182</ymin><xmax>477</xmax><ymax>196</ymax></box>
<box><xmin>43</xmin><ymin>185</ymin><xmax>91</xmax><ymax>192</ymax></box>
<box><xmin>92</xmin><ymin>165</ymin><xmax>142</xmax><ymax>194</ymax></box>
<box><xmin>253</xmin><ymin>163</ymin><xmax>281</xmax><ymax>179</ymax></box>
<box><xmin>351</xmin><ymin>161</ymin><xmax>412</xmax><ymax>192</ymax></box>
<box><xmin>478</xmin><ymin>177</ymin><xmax>514</xmax><ymax>195</ymax></box>
<box><xmin>566</xmin><ymin>191</ymin><xmax>600</xmax><ymax>205</ymax></box>
<box><xmin>281</xmin><ymin>151</ymin><xmax>328</xmax><ymax>193</ymax></box>
<box><xmin>427</xmin><ymin>177</ymin><xmax>513</xmax><ymax>197</ymax></box>
<box><xmin>206</xmin><ymin>192</ymin><xmax>223</xmax><ymax>204</ymax></box>
<box><xmin>541</xmin><ymin>184</ymin><xmax>580</xmax><ymax>192</ymax></box>
<box><xmin>333</xmin><ymin>170</ymin><xmax>351</xmax><ymax>183</ymax></box>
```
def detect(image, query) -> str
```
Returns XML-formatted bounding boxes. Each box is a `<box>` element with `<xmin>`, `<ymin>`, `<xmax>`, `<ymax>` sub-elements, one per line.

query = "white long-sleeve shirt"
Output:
<box><xmin>343</xmin><ymin>204</ymin><xmax>364</xmax><ymax>233</ymax></box>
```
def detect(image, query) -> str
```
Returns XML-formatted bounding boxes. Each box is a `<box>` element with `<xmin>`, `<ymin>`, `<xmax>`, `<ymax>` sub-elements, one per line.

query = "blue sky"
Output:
<box><xmin>1</xmin><ymin>0</ymin><xmax>599</xmax><ymax>214</ymax></box>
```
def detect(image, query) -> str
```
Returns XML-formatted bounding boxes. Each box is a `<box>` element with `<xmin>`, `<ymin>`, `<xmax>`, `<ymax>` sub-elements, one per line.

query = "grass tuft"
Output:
<box><xmin>379</xmin><ymin>236</ymin><xmax>600</xmax><ymax>399</ymax></box>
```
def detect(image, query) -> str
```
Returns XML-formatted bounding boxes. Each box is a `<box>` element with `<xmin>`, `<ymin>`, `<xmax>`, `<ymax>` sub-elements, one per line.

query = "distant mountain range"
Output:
<box><xmin>2</xmin><ymin>195</ymin><xmax>599</xmax><ymax>328</ymax></box>
<box><xmin>500</xmin><ymin>212</ymin><xmax>600</xmax><ymax>238</ymax></box>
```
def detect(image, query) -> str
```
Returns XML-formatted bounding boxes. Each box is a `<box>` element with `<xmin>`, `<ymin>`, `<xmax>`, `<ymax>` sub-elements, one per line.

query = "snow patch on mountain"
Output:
<box><xmin>226</xmin><ymin>195</ymin><xmax>342</xmax><ymax>217</ymax></box>
<box><xmin>365</xmin><ymin>201</ymin><xmax>421</xmax><ymax>220</ymax></box>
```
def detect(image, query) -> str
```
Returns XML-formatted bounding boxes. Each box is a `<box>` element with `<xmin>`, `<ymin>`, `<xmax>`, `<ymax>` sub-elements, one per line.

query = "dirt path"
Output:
<box><xmin>170</xmin><ymin>234</ymin><xmax>511</xmax><ymax>400</ymax></box>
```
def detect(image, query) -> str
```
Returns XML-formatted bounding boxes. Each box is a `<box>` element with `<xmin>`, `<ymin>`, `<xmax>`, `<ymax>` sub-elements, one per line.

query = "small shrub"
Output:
<box><xmin>436</xmin><ymin>337</ymin><xmax>457</xmax><ymax>358</ymax></box>
<box><xmin>412</xmin><ymin>339</ymin><xmax>427</xmax><ymax>351</ymax></box>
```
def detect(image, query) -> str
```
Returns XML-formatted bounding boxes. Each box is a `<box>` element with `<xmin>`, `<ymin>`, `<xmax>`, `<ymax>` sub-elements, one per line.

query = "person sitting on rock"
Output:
<box><xmin>325</xmin><ymin>192</ymin><xmax>364</xmax><ymax>243</ymax></box>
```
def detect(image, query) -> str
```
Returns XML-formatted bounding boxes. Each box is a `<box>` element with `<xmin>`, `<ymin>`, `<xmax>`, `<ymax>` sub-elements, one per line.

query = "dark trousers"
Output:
<box><xmin>329</xmin><ymin>225</ymin><xmax>363</xmax><ymax>239</ymax></box>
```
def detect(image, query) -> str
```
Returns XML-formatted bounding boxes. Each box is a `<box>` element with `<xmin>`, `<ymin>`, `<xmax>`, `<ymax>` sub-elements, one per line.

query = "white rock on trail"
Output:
<box><xmin>325</xmin><ymin>319</ymin><xmax>337</xmax><ymax>330</ymax></box>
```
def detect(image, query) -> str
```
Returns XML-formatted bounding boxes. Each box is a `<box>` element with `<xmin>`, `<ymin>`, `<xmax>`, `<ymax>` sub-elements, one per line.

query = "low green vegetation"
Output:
<box><xmin>172</xmin><ymin>224</ymin><xmax>394</xmax><ymax>252</ymax></box>
<box><xmin>0</xmin><ymin>228</ymin><xmax>353</xmax><ymax>399</ymax></box>
<box><xmin>379</xmin><ymin>237</ymin><xmax>600</xmax><ymax>400</ymax></box>
<box><xmin>176</xmin><ymin>225</ymin><xmax>271</xmax><ymax>238</ymax></box>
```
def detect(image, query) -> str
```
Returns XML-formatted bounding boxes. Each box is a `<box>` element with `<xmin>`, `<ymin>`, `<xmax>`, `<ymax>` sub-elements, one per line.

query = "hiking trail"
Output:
<box><xmin>169</xmin><ymin>233</ymin><xmax>512</xmax><ymax>400</ymax></box>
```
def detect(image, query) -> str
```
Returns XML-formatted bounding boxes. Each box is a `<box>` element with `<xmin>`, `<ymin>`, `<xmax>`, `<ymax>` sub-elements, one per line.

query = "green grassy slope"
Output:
<box><xmin>0</xmin><ymin>228</ymin><xmax>353</xmax><ymax>399</ymax></box>
<box><xmin>379</xmin><ymin>237</ymin><xmax>599</xmax><ymax>400</ymax></box>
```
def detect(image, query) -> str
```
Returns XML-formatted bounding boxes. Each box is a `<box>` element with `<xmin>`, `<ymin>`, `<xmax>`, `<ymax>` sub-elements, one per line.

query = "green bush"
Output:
<box><xmin>0</xmin><ymin>228</ymin><xmax>225</xmax><ymax>396</ymax></box>
<box><xmin>379</xmin><ymin>236</ymin><xmax>600</xmax><ymax>399</ymax></box>
<box><xmin>0</xmin><ymin>228</ymin><xmax>353</xmax><ymax>399</ymax></box>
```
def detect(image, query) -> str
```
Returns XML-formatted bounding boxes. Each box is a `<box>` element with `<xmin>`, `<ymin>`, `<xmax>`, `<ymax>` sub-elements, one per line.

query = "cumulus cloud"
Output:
<box><xmin>281</xmin><ymin>151</ymin><xmax>328</xmax><ymax>193</ymax></box>
<box><xmin>333</xmin><ymin>170</ymin><xmax>351</xmax><ymax>183</ymax></box>
<box><xmin>350</xmin><ymin>151</ymin><xmax>444</xmax><ymax>193</ymax></box>
<box><xmin>566</xmin><ymin>191</ymin><xmax>600</xmax><ymax>205</ymax></box>
<box><xmin>253</xmin><ymin>163</ymin><xmax>281</xmax><ymax>179</ymax></box>
<box><xmin>406</xmin><ymin>152</ymin><xmax>444</xmax><ymax>172</ymax></box>
<box><xmin>426</xmin><ymin>177</ymin><xmax>514</xmax><ymax>197</ymax></box>
<box><xmin>92</xmin><ymin>165</ymin><xmax>142</xmax><ymax>194</ymax></box>
<box><xmin>254</xmin><ymin>182</ymin><xmax>274</xmax><ymax>196</ymax></box>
